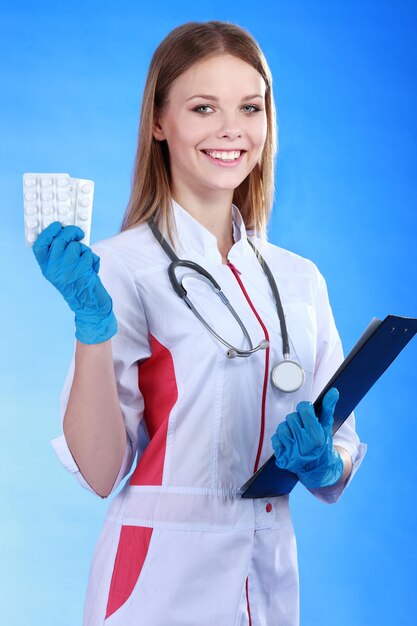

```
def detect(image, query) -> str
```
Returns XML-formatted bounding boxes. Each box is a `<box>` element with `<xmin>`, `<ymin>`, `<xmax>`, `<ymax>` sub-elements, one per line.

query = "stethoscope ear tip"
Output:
<box><xmin>226</xmin><ymin>349</ymin><xmax>238</xmax><ymax>359</ymax></box>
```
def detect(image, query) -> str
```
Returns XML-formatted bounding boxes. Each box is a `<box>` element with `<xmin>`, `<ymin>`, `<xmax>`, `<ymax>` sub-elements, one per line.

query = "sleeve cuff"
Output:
<box><xmin>50</xmin><ymin>433</ymin><xmax>134</xmax><ymax>497</ymax></box>
<box><xmin>307</xmin><ymin>441</ymin><xmax>367</xmax><ymax>504</ymax></box>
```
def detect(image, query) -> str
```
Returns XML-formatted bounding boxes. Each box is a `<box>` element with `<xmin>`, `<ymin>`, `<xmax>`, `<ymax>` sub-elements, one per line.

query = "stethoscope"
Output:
<box><xmin>148</xmin><ymin>216</ymin><xmax>305</xmax><ymax>393</ymax></box>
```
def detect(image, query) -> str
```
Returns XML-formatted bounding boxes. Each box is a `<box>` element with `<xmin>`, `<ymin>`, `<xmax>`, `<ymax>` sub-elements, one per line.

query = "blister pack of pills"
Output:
<box><xmin>23</xmin><ymin>173</ymin><xmax>94</xmax><ymax>247</ymax></box>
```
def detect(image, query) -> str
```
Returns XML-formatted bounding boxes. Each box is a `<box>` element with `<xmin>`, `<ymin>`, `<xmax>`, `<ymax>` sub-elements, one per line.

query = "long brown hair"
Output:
<box><xmin>120</xmin><ymin>20</ymin><xmax>277</xmax><ymax>240</ymax></box>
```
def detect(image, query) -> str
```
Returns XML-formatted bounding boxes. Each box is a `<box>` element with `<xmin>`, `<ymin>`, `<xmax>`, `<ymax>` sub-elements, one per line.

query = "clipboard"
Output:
<box><xmin>240</xmin><ymin>315</ymin><xmax>417</xmax><ymax>499</ymax></box>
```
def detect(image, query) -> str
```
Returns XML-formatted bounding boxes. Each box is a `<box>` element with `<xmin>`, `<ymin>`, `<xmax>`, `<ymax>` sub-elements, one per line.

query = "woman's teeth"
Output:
<box><xmin>204</xmin><ymin>150</ymin><xmax>242</xmax><ymax>161</ymax></box>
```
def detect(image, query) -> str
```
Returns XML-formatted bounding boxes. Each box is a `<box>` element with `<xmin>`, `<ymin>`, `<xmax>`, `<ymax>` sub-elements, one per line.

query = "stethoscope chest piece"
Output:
<box><xmin>271</xmin><ymin>359</ymin><xmax>305</xmax><ymax>393</ymax></box>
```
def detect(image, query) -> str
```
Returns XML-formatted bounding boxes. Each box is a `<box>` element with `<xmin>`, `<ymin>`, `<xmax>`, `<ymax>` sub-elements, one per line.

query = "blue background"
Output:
<box><xmin>2</xmin><ymin>1</ymin><xmax>416</xmax><ymax>624</ymax></box>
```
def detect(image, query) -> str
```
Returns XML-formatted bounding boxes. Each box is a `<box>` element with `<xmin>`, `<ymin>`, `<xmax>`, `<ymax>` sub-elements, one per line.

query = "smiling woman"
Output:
<box><xmin>122</xmin><ymin>21</ymin><xmax>277</xmax><ymax>247</ymax></box>
<box><xmin>150</xmin><ymin>52</ymin><xmax>268</xmax><ymax>253</ymax></box>
<box><xmin>34</xmin><ymin>19</ymin><xmax>366</xmax><ymax>626</ymax></box>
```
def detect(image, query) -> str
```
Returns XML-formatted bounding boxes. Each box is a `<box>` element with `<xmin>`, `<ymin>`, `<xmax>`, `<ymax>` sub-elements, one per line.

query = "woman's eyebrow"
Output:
<box><xmin>186</xmin><ymin>93</ymin><xmax>264</xmax><ymax>101</ymax></box>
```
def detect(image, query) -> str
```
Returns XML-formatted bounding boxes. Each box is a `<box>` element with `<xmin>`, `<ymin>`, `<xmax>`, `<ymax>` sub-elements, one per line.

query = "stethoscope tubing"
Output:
<box><xmin>148</xmin><ymin>215</ymin><xmax>290</xmax><ymax>353</ymax></box>
<box><xmin>184</xmin><ymin>295</ymin><xmax>268</xmax><ymax>358</ymax></box>
<box><xmin>246</xmin><ymin>239</ymin><xmax>290</xmax><ymax>358</ymax></box>
<box><xmin>147</xmin><ymin>215</ymin><xmax>304</xmax><ymax>392</ymax></box>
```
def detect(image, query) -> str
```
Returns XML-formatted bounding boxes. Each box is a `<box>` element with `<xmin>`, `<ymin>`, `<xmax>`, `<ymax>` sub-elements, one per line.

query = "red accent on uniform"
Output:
<box><xmin>266</xmin><ymin>503</ymin><xmax>272</xmax><ymax>513</ymax></box>
<box><xmin>246</xmin><ymin>577</ymin><xmax>252</xmax><ymax>625</ymax></box>
<box><xmin>105</xmin><ymin>525</ymin><xmax>153</xmax><ymax>619</ymax></box>
<box><xmin>130</xmin><ymin>333</ymin><xmax>178</xmax><ymax>485</ymax></box>
<box><xmin>227</xmin><ymin>261</ymin><xmax>242</xmax><ymax>275</ymax></box>
<box><xmin>227</xmin><ymin>262</ymin><xmax>270</xmax><ymax>473</ymax></box>
<box><xmin>106</xmin><ymin>337</ymin><xmax>176</xmax><ymax>616</ymax></box>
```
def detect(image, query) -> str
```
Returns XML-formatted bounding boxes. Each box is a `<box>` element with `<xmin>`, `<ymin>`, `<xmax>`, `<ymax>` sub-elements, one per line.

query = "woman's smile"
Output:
<box><xmin>200</xmin><ymin>148</ymin><xmax>247</xmax><ymax>167</ymax></box>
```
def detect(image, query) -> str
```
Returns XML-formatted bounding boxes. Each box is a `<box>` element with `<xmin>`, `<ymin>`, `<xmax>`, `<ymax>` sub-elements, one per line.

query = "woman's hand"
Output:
<box><xmin>271</xmin><ymin>388</ymin><xmax>344</xmax><ymax>489</ymax></box>
<box><xmin>32</xmin><ymin>221</ymin><xmax>117</xmax><ymax>344</ymax></box>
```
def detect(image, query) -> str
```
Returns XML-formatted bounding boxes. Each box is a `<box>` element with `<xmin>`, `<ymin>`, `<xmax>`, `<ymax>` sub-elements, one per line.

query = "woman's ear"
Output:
<box><xmin>152</xmin><ymin>116</ymin><xmax>166</xmax><ymax>141</ymax></box>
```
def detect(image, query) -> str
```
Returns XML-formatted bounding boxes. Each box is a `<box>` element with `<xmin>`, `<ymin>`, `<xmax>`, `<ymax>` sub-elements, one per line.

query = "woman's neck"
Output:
<box><xmin>172</xmin><ymin>188</ymin><xmax>235</xmax><ymax>260</ymax></box>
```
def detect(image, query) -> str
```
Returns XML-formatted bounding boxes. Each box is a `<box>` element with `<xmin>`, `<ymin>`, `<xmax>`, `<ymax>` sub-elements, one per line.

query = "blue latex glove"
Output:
<box><xmin>271</xmin><ymin>388</ymin><xmax>344</xmax><ymax>489</ymax></box>
<box><xmin>32</xmin><ymin>222</ymin><xmax>117</xmax><ymax>344</ymax></box>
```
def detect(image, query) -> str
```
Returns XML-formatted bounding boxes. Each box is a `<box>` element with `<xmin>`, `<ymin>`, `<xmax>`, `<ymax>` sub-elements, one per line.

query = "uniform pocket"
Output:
<box><xmin>104</xmin><ymin>525</ymin><xmax>155</xmax><ymax>622</ymax></box>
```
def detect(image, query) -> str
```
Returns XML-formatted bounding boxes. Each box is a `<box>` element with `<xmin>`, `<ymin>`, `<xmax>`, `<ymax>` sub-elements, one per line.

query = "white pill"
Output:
<box><xmin>41</xmin><ymin>191</ymin><xmax>54</xmax><ymax>201</ymax></box>
<box><xmin>58</xmin><ymin>202</ymin><xmax>70</xmax><ymax>215</ymax></box>
<box><xmin>79</xmin><ymin>198</ymin><xmax>90</xmax><ymax>207</ymax></box>
<box><xmin>25</xmin><ymin>204</ymin><xmax>38</xmax><ymax>215</ymax></box>
<box><xmin>26</xmin><ymin>217</ymin><xmax>39</xmax><ymax>229</ymax></box>
<box><xmin>41</xmin><ymin>178</ymin><xmax>53</xmax><ymax>187</ymax></box>
<box><xmin>27</xmin><ymin>232</ymin><xmax>38</xmax><ymax>244</ymax></box>
<box><xmin>42</xmin><ymin>204</ymin><xmax>54</xmax><ymax>215</ymax></box>
<box><xmin>57</xmin><ymin>177</ymin><xmax>69</xmax><ymax>187</ymax></box>
<box><xmin>81</xmin><ymin>184</ymin><xmax>91</xmax><ymax>194</ymax></box>
<box><xmin>43</xmin><ymin>217</ymin><xmax>55</xmax><ymax>227</ymax></box>
<box><xmin>61</xmin><ymin>220</ymin><xmax>72</xmax><ymax>226</ymax></box>
<box><xmin>25</xmin><ymin>191</ymin><xmax>37</xmax><ymax>201</ymax></box>
<box><xmin>77</xmin><ymin>210</ymin><xmax>89</xmax><ymax>220</ymax></box>
<box><xmin>57</xmin><ymin>191</ymin><xmax>69</xmax><ymax>201</ymax></box>
<box><xmin>25</xmin><ymin>177</ymin><xmax>36</xmax><ymax>187</ymax></box>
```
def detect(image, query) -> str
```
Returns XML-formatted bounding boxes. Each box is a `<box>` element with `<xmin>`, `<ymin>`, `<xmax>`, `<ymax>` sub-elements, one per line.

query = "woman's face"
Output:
<box><xmin>153</xmin><ymin>53</ymin><xmax>268</xmax><ymax>203</ymax></box>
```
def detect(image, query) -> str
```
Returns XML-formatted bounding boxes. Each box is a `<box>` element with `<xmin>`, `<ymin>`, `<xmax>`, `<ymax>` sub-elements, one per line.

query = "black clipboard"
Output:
<box><xmin>240</xmin><ymin>315</ymin><xmax>417</xmax><ymax>499</ymax></box>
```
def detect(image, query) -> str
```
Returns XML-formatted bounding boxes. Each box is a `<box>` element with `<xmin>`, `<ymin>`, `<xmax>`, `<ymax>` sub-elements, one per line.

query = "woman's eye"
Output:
<box><xmin>242</xmin><ymin>105</ymin><xmax>261</xmax><ymax>113</ymax></box>
<box><xmin>193</xmin><ymin>105</ymin><xmax>213</xmax><ymax>114</ymax></box>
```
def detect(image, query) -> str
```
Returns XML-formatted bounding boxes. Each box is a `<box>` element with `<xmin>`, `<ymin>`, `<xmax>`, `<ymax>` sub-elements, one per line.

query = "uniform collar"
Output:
<box><xmin>169</xmin><ymin>198</ymin><xmax>252</xmax><ymax>264</ymax></box>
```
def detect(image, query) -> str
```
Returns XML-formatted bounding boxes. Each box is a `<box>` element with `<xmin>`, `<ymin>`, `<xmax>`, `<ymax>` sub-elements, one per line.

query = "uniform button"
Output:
<box><xmin>266</xmin><ymin>503</ymin><xmax>272</xmax><ymax>513</ymax></box>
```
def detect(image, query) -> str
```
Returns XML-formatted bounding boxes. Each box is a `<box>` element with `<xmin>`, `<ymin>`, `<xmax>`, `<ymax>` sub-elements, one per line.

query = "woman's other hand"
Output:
<box><xmin>271</xmin><ymin>388</ymin><xmax>344</xmax><ymax>489</ymax></box>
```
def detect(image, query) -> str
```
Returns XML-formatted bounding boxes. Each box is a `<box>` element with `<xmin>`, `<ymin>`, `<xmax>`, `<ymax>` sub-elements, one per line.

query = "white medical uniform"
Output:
<box><xmin>52</xmin><ymin>199</ymin><xmax>366</xmax><ymax>626</ymax></box>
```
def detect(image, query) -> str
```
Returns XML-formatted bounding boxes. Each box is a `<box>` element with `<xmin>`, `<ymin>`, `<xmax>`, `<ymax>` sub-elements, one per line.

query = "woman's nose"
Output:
<box><xmin>215</xmin><ymin>112</ymin><xmax>243</xmax><ymax>140</ymax></box>
<box><xmin>217</xmin><ymin>128</ymin><xmax>242</xmax><ymax>140</ymax></box>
